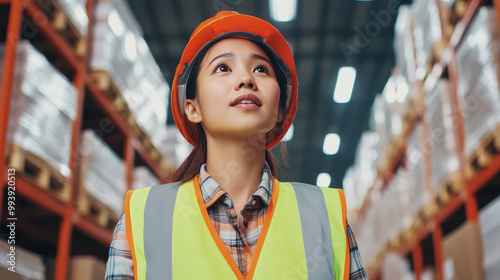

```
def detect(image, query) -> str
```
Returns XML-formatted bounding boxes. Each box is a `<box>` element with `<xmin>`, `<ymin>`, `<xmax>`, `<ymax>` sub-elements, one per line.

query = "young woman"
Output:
<box><xmin>105</xmin><ymin>11</ymin><xmax>367</xmax><ymax>280</ymax></box>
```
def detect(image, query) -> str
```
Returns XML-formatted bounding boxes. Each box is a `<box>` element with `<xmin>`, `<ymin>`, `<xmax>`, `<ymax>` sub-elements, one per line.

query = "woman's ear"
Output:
<box><xmin>185</xmin><ymin>99</ymin><xmax>202</xmax><ymax>123</ymax></box>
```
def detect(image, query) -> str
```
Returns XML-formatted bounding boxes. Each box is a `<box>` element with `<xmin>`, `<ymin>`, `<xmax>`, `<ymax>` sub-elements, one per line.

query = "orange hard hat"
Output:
<box><xmin>171</xmin><ymin>11</ymin><xmax>298</xmax><ymax>150</ymax></box>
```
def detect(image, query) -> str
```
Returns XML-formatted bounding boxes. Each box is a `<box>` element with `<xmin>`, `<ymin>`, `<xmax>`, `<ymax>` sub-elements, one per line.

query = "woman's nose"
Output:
<box><xmin>234</xmin><ymin>72</ymin><xmax>257</xmax><ymax>91</ymax></box>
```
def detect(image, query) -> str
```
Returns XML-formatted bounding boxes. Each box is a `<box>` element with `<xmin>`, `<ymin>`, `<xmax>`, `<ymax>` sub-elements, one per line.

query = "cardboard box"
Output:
<box><xmin>68</xmin><ymin>256</ymin><xmax>106</xmax><ymax>280</ymax></box>
<box><xmin>443</xmin><ymin>222</ymin><xmax>485</xmax><ymax>280</ymax></box>
<box><xmin>0</xmin><ymin>266</ymin><xmax>23</xmax><ymax>280</ymax></box>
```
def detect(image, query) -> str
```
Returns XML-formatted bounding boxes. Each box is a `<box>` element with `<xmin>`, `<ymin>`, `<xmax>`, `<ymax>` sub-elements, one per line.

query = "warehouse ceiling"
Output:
<box><xmin>124</xmin><ymin>0</ymin><xmax>412</xmax><ymax>188</ymax></box>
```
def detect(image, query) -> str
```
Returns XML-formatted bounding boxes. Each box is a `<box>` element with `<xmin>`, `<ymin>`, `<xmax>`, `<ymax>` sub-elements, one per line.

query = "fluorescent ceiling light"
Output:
<box><xmin>270</xmin><ymin>0</ymin><xmax>297</xmax><ymax>22</ymax></box>
<box><xmin>333</xmin><ymin>67</ymin><xmax>356</xmax><ymax>103</ymax></box>
<box><xmin>323</xmin><ymin>133</ymin><xmax>340</xmax><ymax>155</ymax></box>
<box><xmin>282</xmin><ymin>124</ymin><xmax>294</xmax><ymax>142</ymax></box>
<box><xmin>317</xmin><ymin>173</ymin><xmax>331</xmax><ymax>188</ymax></box>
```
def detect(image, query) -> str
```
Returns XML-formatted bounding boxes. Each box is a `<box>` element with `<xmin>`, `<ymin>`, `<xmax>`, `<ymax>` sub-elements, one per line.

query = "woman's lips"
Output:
<box><xmin>231</xmin><ymin>94</ymin><xmax>262</xmax><ymax>109</ymax></box>
<box><xmin>233</xmin><ymin>102</ymin><xmax>260</xmax><ymax>109</ymax></box>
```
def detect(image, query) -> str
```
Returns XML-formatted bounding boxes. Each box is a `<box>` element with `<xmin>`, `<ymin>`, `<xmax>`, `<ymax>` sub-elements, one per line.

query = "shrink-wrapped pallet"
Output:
<box><xmin>158</xmin><ymin>125</ymin><xmax>193</xmax><ymax>168</ymax></box>
<box><xmin>370</xmin><ymin>94</ymin><xmax>392</xmax><ymax>167</ymax></box>
<box><xmin>58</xmin><ymin>0</ymin><xmax>89</xmax><ymax>36</ymax></box>
<box><xmin>0</xmin><ymin>41</ymin><xmax>77</xmax><ymax>179</ymax></box>
<box><xmin>425</xmin><ymin>79</ymin><xmax>460</xmax><ymax>190</ymax></box>
<box><xmin>479</xmin><ymin>196</ymin><xmax>500</xmax><ymax>280</ymax></box>
<box><xmin>90</xmin><ymin>0</ymin><xmax>169</xmax><ymax>147</ymax></box>
<box><xmin>79</xmin><ymin>130</ymin><xmax>126</xmax><ymax>217</ymax></box>
<box><xmin>380</xmin><ymin>184</ymin><xmax>403</xmax><ymax>244</ymax></box>
<box><xmin>394</xmin><ymin>169</ymin><xmax>418</xmax><ymax>230</ymax></box>
<box><xmin>370</xmin><ymin>75</ymin><xmax>412</xmax><ymax>167</ymax></box>
<box><xmin>343</xmin><ymin>166</ymin><xmax>360</xmax><ymax>212</ymax></box>
<box><xmin>456</xmin><ymin>7</ymin><xmax>500</xmax><ymax>157</ymax></box>
<box><xmin>411</xmin><ymin>0</ymin><xmax>443</xmax><ymax>78</ymax></box>
<box><xmin>132</xmin><ymin>166</ymin><xmax>159</xmax><ymax>190</ymax></box>
<box><xmin>344</xmin><ymin>131</ymin><xmax>379</xmax><ymax>213</ymax></box>
<box><xmin>405</xmin><ymin>123</ymin><xmax>433</xmax><ymax>215</ymax></box>
<box><xmin>354</xmin><ymin>131</ymin><xmax>379</xmax><ymax>189</ymax></box>
<box><xmin>356</xmin><ymin>200</ymin><xmax>384</xmax><ymax>266</ymax></box>
<box><xmin>394</xmin><ymin>5</ymin><xmax>417</xmax><ymax>83</ymax></box>
<box><xmin>0</xmin><ymin>238</ymin><xmax>45</xmax><ymax>280</ymax></box>
<box><xmin>382</xmin><ymin>253</ymin><xmax>415</xmax><ymax>280</ymax></box>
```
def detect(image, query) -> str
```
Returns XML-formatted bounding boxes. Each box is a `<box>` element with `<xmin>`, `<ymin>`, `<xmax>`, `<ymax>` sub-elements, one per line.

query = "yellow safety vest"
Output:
<box><xmin>124</xmin><ymin>176</ymin><xmax>350</xmax><ymax>280</ymax></box>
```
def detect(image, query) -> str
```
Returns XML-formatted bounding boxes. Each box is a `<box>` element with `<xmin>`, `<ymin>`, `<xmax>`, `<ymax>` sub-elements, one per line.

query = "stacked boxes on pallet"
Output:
<box><xmin>370</xmin><ymin>94</ymin><xmax>392</xmax><ymax>168</ymax></box>
<box><xmin>411</xmin><ymin>0</ymin><xmax>444</xmax><ymax>79</ymax></box>
<box><xmin>370</xmin><ymin>74</ymin><xmax>412</xmax><ymax>166</ymax></box>
<box><xmin>394</xmin><ymin>6</ymin><xmax>417</xmax><ymax>84</ymax></box>
<box><xmin>78</xmin><ymin>130</ymin><xmax>126</xmax><ymax>218</ymax></box>
<box><xmin>354</xmin><ymin>201</ymin><xmax>383</xmax><ymax>268</ymax></box>
<box><xmin>90</xmin><ymin>0</ymin><xmax>169</xmax><ymax>148</ymax></box>
<box><xmin>343</xmin><ymin>131</ymin><xmax>379</xmax><ymax>213</ymax></box>
<box><xmin>132</xmin><ymin>166</ymin><xmax>159</xmax><ymax>190</ymax></box>
<box><xmin>0</xmin><ymin>239</ymin><xmax>45</xmax><ymax>280</ymax></box>
<box><xmin>0</xmin><ymin>41</ymin><xmax>77</xmax><ymax>180</ymax></box>
<box><xmin>479</xmin><ymin>196</ymin><xmax>500</xmax><ymax>279</ymax></box>
<box><xmin>456</xmin><ymin>7</ymin><xmax>500</xmax><ymax>159</ymax></box>
<box><xmin>405</xmin><ymin>123</ymin><xmax>432</xmax><ymax>214</ymax></box>
<box><xmin>380</xmin><ymin>181</ymin><xmax>403</xmax><ymax>246</ymax></box>
<box><xmin>394</xmin><ymin>169</ymin><xmax>418</xmax><ymax>231</ymax></box>
<box><xmin>158</xmin><ymin>125</ymin><xmax>193</xmax><ymax>168</ymax></box>
<box><xmin>381</xmin><ymin>253</ymin><xmax>414</xmax><ymax>280</ymax></box>
<box><xmin>424</xmin><ymin>80</ymin><xmax>460</xmax><ymax>191</ymax></box>
<box><xmin>344</xmin><ymin>1</ymin><xmax>500</xmax><ymax>278</ymax></box>
<box><xmin>56</xmin><ymin>0</ymin><xmax>89</xmax><ymax>37</ymax></box>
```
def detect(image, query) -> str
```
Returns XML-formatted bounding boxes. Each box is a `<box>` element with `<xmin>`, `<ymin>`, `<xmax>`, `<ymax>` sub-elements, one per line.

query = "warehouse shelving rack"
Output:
<box><xmin>360</xmin><ymin>0</ymin><xmax>500</xmax><ymax>279</ymax></box>
<box><xmin>0</xmin><ymin>0</ymin><xmax>171</xmax><ymax>279</ymax></box>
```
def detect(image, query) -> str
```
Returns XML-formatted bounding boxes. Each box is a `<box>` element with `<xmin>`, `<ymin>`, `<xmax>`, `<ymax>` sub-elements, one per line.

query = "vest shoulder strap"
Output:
<box><xmin>287</xmin><ymin>182</ymin><xmax>349</xmax><ymax>280</ymax></box>
<box><xmin>125</xmin><ymin>182</ymin><xmax>182</xmax><ymax>280</ymax></box>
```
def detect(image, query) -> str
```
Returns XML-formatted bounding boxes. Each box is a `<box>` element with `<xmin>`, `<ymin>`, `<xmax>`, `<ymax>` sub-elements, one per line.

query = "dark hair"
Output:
<box><xmin>165</xmin><ymin>40</ymin><xmax>289</xmax><ymax>183</ymax></box>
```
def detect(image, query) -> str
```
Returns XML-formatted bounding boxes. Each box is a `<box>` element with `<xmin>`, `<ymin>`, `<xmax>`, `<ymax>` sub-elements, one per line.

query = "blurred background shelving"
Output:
<box><xmin>1</xmin><ymin>0</ymin><xmax>500</xmax><ymax>279</ymax></box>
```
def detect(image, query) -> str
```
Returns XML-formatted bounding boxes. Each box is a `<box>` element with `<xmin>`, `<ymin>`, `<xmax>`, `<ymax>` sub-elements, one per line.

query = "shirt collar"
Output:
<box><xmin>198</xmin><ymin>162</ymin><xmax>274</xmax><ymax>208</ymax></box>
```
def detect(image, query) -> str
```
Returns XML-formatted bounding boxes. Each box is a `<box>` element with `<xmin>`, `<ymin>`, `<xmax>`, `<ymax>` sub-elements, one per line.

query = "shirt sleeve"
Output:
<box><xmin>105</xmin><ymin>213</ymin><xmax>134</xmax><ymax>280</ymax></box>
<box><xmin>347</xmin><ymin>221</ymin><xmax>368</xmax><ymax>280</ymax></box>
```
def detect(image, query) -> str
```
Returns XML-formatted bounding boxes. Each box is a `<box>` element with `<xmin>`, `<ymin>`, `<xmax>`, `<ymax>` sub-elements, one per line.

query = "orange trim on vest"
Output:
<box><xmin>193</xmin><ymin>176</ymin><xmax>245</xmax><ymax>280</ymax></box>
<box><xmin>338</xmin><ymin>189</ymin><xmax>350</xmax><ymax>280</ymax></box>
<box><xmin>245</xmin><ymin>178</ymin><xmax>279</xmax><ymax>280</ymax></box>
<box><xmin>124</xmin><ymin>190</ymin><xmax>139</xmax><ymax>280</ymax></box>
<box><xmin>193</xmin><ymin>176</ymin><xmax>280</xmax><ymax>280</ymax></box>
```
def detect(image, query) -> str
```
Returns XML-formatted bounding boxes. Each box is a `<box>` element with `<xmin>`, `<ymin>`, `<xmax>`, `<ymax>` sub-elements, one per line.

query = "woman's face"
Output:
<box><xmin>185</xmin><ymin>38</ymin><xmax>281</xmax><ymax>140</ymax></box>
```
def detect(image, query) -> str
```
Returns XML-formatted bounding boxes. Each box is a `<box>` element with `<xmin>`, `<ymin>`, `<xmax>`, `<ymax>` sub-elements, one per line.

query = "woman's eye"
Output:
<box><xmin>215</xmin><ymin>64</ymin><xmax>229</xmax><ymax>72</ymax></box>
<box><xmin>255</xmin><ymin>65</ymin><xmax>270</xmax><ymax>74</ymax></box>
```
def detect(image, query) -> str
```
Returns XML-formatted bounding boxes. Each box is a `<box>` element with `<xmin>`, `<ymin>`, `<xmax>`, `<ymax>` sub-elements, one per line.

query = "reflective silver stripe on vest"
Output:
<box><xmin>143</xmin><ymin>182</ymin><xmax>181</xmax><ymax>280</ymax></box>
<box><xmin>290</xmin><ymin>182</ymin><xmax>335</xmax><ymax>279</ymax></box>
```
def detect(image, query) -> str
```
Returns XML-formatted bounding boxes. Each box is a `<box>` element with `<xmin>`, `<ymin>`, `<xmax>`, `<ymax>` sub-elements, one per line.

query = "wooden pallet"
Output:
<box><xmin>425</xmin><ymin>40</ymin><xmax>447</xmax><ymax>79</ymax></box>
<box><xmin>436</xmin><ymin>171</ymin><xmax>463</xmax><ymax>206</ymax></box>
<box><xmin>5</xmin><ymin>144</ymin><xmax>70</xmax><ymax>202</ymax></box>
<box><xmin>466</xmin><ymin>125</ymin><xmax>500</xmax><ymax>180</ymax></box>
<box><xmin>90</xmin><ymin>70</ymin><xmax>127</xmax><ymax>113</ymax></box>
<box><xmin>90</xmin><ymin>70</ymin><xmax>165</xmax><ymax>166</ymax></box>
<box><xmin>388</xmin><ymin>235</ymin><xmax>402</xmax><ymax>251</ymax></box>
<box><xmin>411</xmin><ymin>213</ymin><xmax>425</xmax><ymax>232</ymax></box>
<box><xmin>401</xmin><ymin>227</ymin><xmax>414</xmax><ymax>243</ymax></box>
<box><xmin>421</xmin><ymin>199</ymin><xmax>440</xmax><ymax>221</ymax></box>
<box><xmin>76</xmin><ymin>193</ymin><xmax>120</xmax><ymax>230</ymax></box>
<box><xmin>36</xmin><ymin>0</ymin><xmax>86</xmax><ymax>57</ymax></box>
